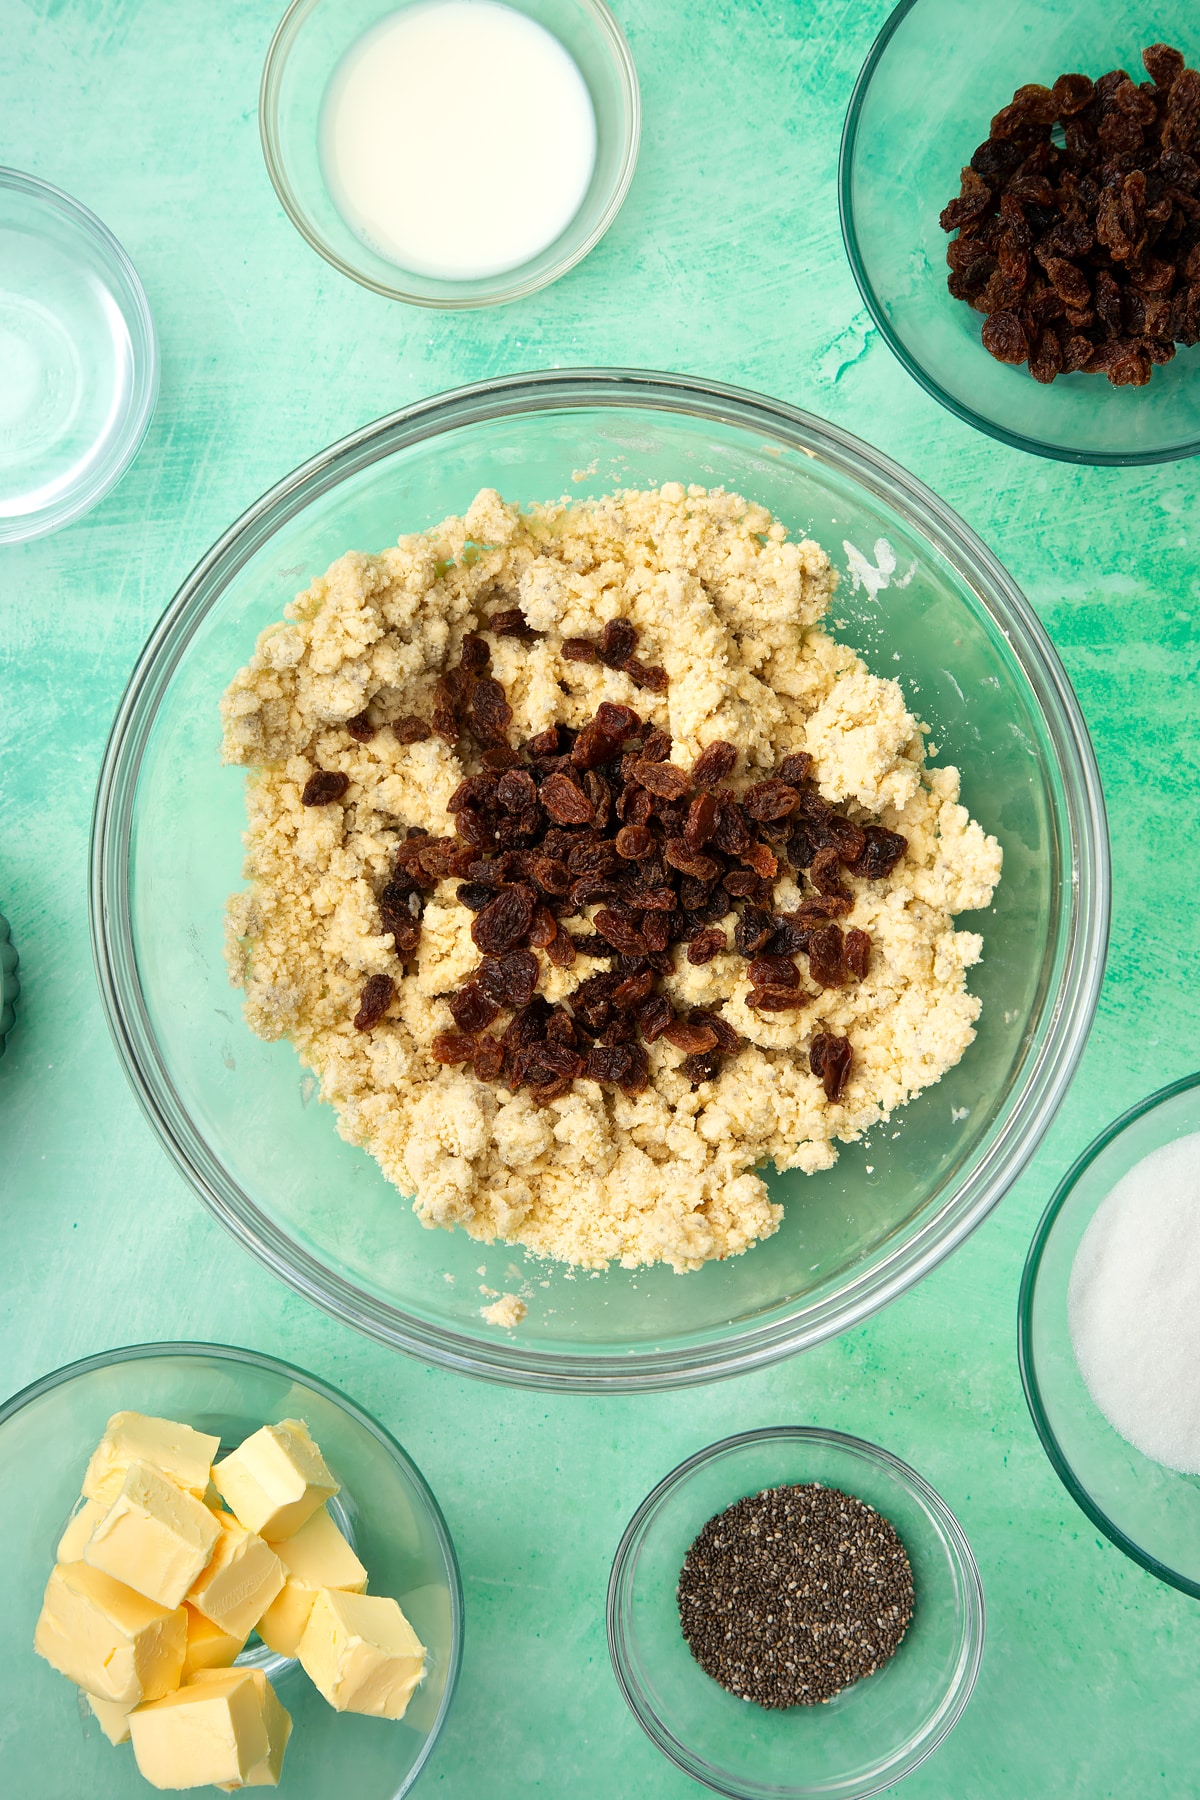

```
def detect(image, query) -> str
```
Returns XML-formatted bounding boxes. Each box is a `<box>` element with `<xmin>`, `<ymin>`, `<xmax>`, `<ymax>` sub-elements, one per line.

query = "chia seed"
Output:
<box><xmin>676</xmin><ymin>1482</ymin><xmax>915</xmax><ymax>1708</ymax></box>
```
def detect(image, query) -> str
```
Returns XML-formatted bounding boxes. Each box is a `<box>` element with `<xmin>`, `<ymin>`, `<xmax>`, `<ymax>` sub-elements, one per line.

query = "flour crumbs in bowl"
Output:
<box><xmin>220</xmin><ymin>483</ymin><xmax>1000</xmax><ymax>1278</ymax></box>
<box><xmin>92</xmin><ymin>371</ymin><xmax>1106</xmax><ymax>1387</ymax></box>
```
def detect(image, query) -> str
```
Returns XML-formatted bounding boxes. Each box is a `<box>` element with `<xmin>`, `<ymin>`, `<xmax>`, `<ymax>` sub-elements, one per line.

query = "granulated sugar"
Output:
<box><xmin>1068</xmin><ymin>1130</ymin><xmax>1200</xmax><ymax>1474</ymax></box>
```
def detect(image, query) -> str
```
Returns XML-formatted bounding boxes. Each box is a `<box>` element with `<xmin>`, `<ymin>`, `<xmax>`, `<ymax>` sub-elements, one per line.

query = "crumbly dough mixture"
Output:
<box><xmin>221</xmin><ymin>485</ymin><xmax>1001</xmax><ymax>1273</ymax></box>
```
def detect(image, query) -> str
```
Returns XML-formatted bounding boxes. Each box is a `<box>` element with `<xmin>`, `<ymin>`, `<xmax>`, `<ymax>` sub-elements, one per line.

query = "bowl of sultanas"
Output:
<box><xmin>840</xmin><ymin>0</ymin><xmax>1200</xmax><ymax>464</ymax></box>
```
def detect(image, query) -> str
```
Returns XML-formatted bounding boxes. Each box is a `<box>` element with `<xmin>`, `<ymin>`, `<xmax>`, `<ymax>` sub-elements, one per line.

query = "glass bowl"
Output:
<box><xmin>90</xmin><ymin>368</ymin><xmax>1108</xmax><ymax>1391</ymax></box>
<box><xmin>606</xmin><ymin>1428</ymin><xmax>984</xmax><ymax>1799</ymax></box>
<box><xmin>839</xmin><ymin>0</ymin><xmax>1200</xmax><ymax>465</ymax></box>
<box><xmin>260</xmin><ymin>0</ymin><xmax>639</xmax><ymax>307</ymax></box>
<box><xmin>0</xmin><ymin>1340</ymin><xmax>462</xmax><ymax>1797</ymax></box>
<box><xmin>1018</xmin><ymin>1071</ymin><xmax>1200</xmax><ymax>1593</ymax></box>
<box><xmin>0</xmin><ymin>168</ymin><xmax>158</xmax><ymax>541</ymax></box>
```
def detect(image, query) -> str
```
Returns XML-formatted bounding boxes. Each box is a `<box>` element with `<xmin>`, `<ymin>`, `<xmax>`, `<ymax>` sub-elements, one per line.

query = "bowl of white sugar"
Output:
<box><xmin>260</xmin><ymin>0</ymin><xmax>639</xmax><ymax>307</ymax></box>
<box><xmin>1019</xmin><ymin>1071</ymin><xmax>1200</xmax><ymax>1594</ymax></box>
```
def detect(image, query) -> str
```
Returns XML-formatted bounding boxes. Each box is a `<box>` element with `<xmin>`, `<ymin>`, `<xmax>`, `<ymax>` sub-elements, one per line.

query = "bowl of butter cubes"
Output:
<box><xmin>0</xmin><ymin>1341</ymin><xmax>462</xmax><ymax>1795</ymax></box>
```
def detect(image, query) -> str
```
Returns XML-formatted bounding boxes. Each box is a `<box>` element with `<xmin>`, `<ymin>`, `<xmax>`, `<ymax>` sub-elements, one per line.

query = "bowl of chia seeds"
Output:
<box><xmin>607</xmin><ymin>1428</ymin><xmax>984</xmax><ymax>1799</ymax></box>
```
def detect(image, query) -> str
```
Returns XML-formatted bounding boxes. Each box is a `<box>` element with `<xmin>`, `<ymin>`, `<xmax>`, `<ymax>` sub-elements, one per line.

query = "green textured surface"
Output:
<box><xmin>2</xmin><ymin>1</ymin><xmax>1199</xmax><ymax>1795</ymax></box>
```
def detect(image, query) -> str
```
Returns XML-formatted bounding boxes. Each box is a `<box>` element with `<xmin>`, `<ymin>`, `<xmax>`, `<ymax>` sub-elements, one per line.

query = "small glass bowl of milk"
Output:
<box><xmin>261</xmin><ymin>0</ymin><xmax>639</xmax><ymax>307</ymax></box>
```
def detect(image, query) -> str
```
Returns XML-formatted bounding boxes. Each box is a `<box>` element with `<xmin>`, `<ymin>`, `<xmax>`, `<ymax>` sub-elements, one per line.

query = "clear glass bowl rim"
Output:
<box><xmin>836</xmin><ymin>0</ymin><xmax>1200</xmax><ymax>469</ymax></box>
<box><xmin>258</xmin><ymin>0</ymin><xmax>641</xmax><ymax>308</ymax></box>
<box><xmin>0</xmin><ymin>165</ymin><xmax>159</xmax><ymax>541</ymax></box>
<box><xmin>89</xmin><ymin>365</ymin><xmax>1110</xmax><ymax>1392</ymax></box>
<box><xmin>605</xmin><ymin>1425</ymin><xmax>986</xmax><ymax>1800</ymax></box>
<box><xmin>1016</xmin><ymin>1068</ymin><xmax>1200</xmax><ymax>1596</ymax></box>
<box><xmin>0</xmin><ymin>1336</ymin><xmax>465</xmax><ymax>1793</ymax></box>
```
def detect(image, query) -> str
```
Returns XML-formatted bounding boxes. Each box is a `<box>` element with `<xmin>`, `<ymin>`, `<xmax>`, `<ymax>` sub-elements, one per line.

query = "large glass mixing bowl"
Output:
<box><xmin>90</xmin><ymin>370</ymin><xmax>1108</xmax><ymax>1390</ymax></box>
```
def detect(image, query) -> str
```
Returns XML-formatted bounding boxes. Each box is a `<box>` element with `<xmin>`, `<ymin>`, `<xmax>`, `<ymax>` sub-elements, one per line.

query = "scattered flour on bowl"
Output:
<box><xmin>1068</xmin><ymin>1131</ymin><xmax>1200</xmax><ymax>1473</ymax></box>
<box><xmin>220</xmin><ymin>485</ymin><xmax>1001</xmax><ymax>1273</ymax></box>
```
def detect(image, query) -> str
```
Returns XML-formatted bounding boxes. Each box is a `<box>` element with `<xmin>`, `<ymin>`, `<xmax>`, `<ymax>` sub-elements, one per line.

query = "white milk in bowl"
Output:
<box><xmin>320</xmin><ymin>0</ymin><xmax>598</xmax><ymax>281</ymax></box>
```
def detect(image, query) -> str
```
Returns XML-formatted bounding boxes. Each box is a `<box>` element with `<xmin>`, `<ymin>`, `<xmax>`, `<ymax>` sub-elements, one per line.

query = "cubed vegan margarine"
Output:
<box><xmin>298</xmin><ymin>1588</ymin><xmax>426</xmax><ymax>1720</ymax></box>
<box><xmin>128</xmin><ymin>1668</ymin><xmax>273</xmax><ymax>1791</ymax></box>
<box><xmin>84</xmin><ymin>1460</ymin><xmax>220</xmax><ymax>1609</ymax></box>
<box><xmin>258</xmin><ymin>1504</ymin><xmax>368</xmax><ymax>1657</ymax></box>
<box><xmin>35</xmin><ymin>1561</ymin><xmax>186</xmax><ymax>1705</ymax></box>
<box><xmin>37</xmin><ymin>1406</ymin><xmax>423</xmax><ymax>1789</ymax></box>
<box><xmin>214</xmin><ymin>1418</ymin><xmax>338</xmax><ymax>1540</ymax></box>
<box><xmin>83</xmin><ymin>1412</ymin><xmax>220</xmax><ymax>1507</ymax></box>
<box><xmin>186</xmin><ymin>1512</ymin><xmax>285</xmax><ymax>1641</ymax></box>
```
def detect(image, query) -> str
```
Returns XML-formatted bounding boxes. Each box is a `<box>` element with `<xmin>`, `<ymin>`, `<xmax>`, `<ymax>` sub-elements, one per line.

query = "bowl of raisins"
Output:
<box><xmin>90</xmin><ymin>368</ymin><xmax>1107</xmax><ymax>1389</ymax></box>
<box><xmin>840</xmin><ymin>0</ymin><xmax>1200</xmax><ymax>463</ymax></box>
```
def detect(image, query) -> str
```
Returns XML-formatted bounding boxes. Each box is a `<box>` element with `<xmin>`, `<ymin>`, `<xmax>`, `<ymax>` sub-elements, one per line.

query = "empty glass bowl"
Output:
<box><xmin>0</xmin><ymin>168</ymin><xmax>158</xmax><ymax>540</ymax></box>
<box><xmin>91</xmin><ymin>369</ymin><xmax>1108</xmax><ymax>1390</ymax></box>
<box><xmin>840</xmin><ymin>0</ymin><xmax>1200</xmax><ymax>464</ymax></box>
<box><xmin>607</xmin><ymin>1428</ymin><xmax>984</xmax><ymax>1799</ymax></box>
<box><xmin>0</xmin><ymin>1341</ymin><xmax>461</xmax><ymax>1797</ymax></box>
<box><xmin>260</xmin><ymin>0</ymin><xmax>639</xmax><ymax>306</ymax></box>
<box><xmin>1019</xmin><ymin>1071</ymin><xmax>1200</xmax><ymax>1593</ymax></box>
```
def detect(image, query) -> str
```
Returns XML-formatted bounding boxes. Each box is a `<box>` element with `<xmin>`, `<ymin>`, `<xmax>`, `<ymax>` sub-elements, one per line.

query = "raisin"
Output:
<box><xmin>456</xmin><ymin>882</ymin><xmax>495</xmax><ymax>912</ymax></box>
<box><xmin>1029</xmin><ymin>326</ymin><xmax>1064</xmax><ymax>383</ymax></box>
<box><xmin>691</xmin><ymin>1010</ymin><xmax>742</xmax><ymax>1054</ymax></box>
<box><xmin>495</xmin><ymin>768</ymin><xmax>538</xmax><ymax>812</ymax></box>
<box><xmin>810</xmin><ymin>1031</ymin><xmax>853</xmax><ymax>1102</ymax></box>
<box><xmin>597</xmin><ymin>618</ymin><xmax>638</xmax><ymax>668</ymax></box>
<box><xmin>301</xmin><ymin>770</ymin><xmax>350</xmax><ymax>806</ymax></box>
<box><xmin>633</xmin><ymin>885</ymin><xmax>678</xmax><ymax>911</ymax></box>
<box><xmin>448</xmin><ymin>983</ymin><xmax>500</xmax><ymax>1033</ymax></box>
<box><xmin>743</xmin><ymin>780</ymin><xmax>800</xmax><ymax>821</ymax></box>
<box><xmin>747</xmin><ymin>955</ymin><xmax>800</xmax><ymax>990</ymax></box>
<box><xmin>850</xmin><ymin>826</ymin><xmax>908</xmax><ymax>880</ymax></box>
<box><xmin>471</xmin><ymin>885</ymin><xmax>536</xmax><ymax>954</ymax></box>
<box><xmin>562</xmin><ymin>637</ymin><xmax>599</xmax><ymax>663</ymax></box>
<box><xmin>634</xmin><ymin>994</ymin><xmax>674</xmax><ymax>1043</ymax></box>
<box><xmin>664</xmin><ymin>840</ymin><xmax>720</xmax><ymax>881</ymax></box>
<box><xmin>459</xmin><ymin>632</ymin><xmax>491</xmax><ymax>673</ymax></box>
<box><xmin>540</xmin><ymin>772</ymin><xmax>595</xmax><ymax>824</ymax></box>
<box><xmin>472</xmin><ymin>1036</ymin><xmax>505</xmax><ymax>1081</ymax></box>
<box><xmin>345</xmin><ymin>710</ymin><xmax>375</xmax><ymax>742</ymax></box>
<box><xmin>1143</xmin><ymin>43</ymin><xmax>1183</xmax><ymax>91</ymax></box>
<box><xmin>807</xmin><ymin>924</ymin><xmax>847</xmax><ymax>988</ymax></box>
<box><xmin>686</xmin><ymin>929</ymin><xmax>727</xmax><ymax>965</ymax></box>
<box><xmin>632</xmin><ymin>759</ymin><xmax>690</xmax><ymax>800</ymax></box>
<box><xmin>593</xmin><ymin>908</ymin><xmax>647</xmax><ymax>955</ymax></box>
<box><xmin>482</xmin><ymin>948</ymin><xmax>539</xmax><ymax>1007</ymax></box>
<box><xmin>527</xmin><ymin>854</ymin><xmax>571</xmax><ymax>895</ymax></box>
<box><xmin>766</xmin><ymin>916</ymin><xmax>809</xmax><ymax>956</ymax></box>
<box><xmin>613</xmin><ymin>967</ymin><xmax>655</xmax><ymax>1007</ymax></box>
<box><xmin>742</xmin><ymin>840</ymin><xmax>778</xmax><ymax>881</ymax></box>
<box><xmin>734</xmin><ymin>906</ymin><xmax>776</xmax><ymax>957</ymax></box>
<box><xmin>392</xmin><ymin>715</ymin><xmax>432</xmax><ymax>744</ymax></box>
<box><xmin>615</xmin><ymin>823</ymin><xmax>655</xmax><ymax>860</ymax></box>
<box><xmin>981</xmin><ymin>308</ymin><xmax>1029</xmax><ymax>363</ymax></box>
<box><xmin>777</xmin><ymin>751</ymin><xmax>814</xmax><ymax>785</ymax></box>
<box><xmin>683</xmin><ymin>1050</ymin><xmax>722</xmax><ymax>1084</ymax></box>
<box><xmin>488</xmin><ymin>608</ymin><xmax>532</xmax><ymax>638</ymax></box>
<box><xmin>722</xmin><ymin>870</ymin><xmax>759</xmax><ymax>899</ymax></box>
<box><xmin>432</xmin><ymin>678</ymin><xmax>459</xmax><ymax>744</ymax></box>
<box><xmin>625</xmin><ymin>658</ymin><xmax>669</xmax><ymax>693</ymax></box>
<box><xmin>683</xmin><ymin>792</ymin><xmax>718</xmax><ymax>851</ymax></box>
<box><xmin>353</xmin><ymin>973</ymin><xmax>395</xmax><ymax>1030</ymax></box>
<box><xmin>713</xmin><ymin>799</ymin><xmax>751</xmax><ymax>857</ymax></box>
<box><xmin>586</xmin><ymin>1044</ymin><xmax>634</xmax><ymax>1084</ymax></box>
<box><xmin>543</xmin><ymin>927</ymin><xmax>576</xmax><ymax>969</ymax></box>
<box><xmin>745</xmin><ymin>987</ymin><xmax>809</xmax><ymax>1012</ymax></box>
<box><xmin>588</xmin><ymin>702</ymin><xmax>635</xmax><ymax>742</ymax></box>
<box><xmin>468</xmin><ymin>676</ymin><xmax>512</xmax><ymax>745</ymax></box>
<box><xmin>431</xmin><ymin>1031</ymin><xmax>478</xmax><ymax>1065</ymax></box>
<box><xmin>640</xmin><ymin>725</ymin><xmax>673</xmax><ymax>763</ymax></box>
<box><xmin>686</xmin><ymin>740</ymin><xmax>734</xmax><ymax>788</ymax></box>
<box><xmin>845</xmin><ymin>928</ymin><xmax>872</xmax><ymax>980</ymax></box>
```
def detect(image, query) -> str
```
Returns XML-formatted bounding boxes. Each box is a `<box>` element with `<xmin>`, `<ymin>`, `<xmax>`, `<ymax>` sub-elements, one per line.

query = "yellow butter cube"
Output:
<box><xmin>85</xmin><ymin>1461</ymin><xmax>221</xmax><ymax>1610</ymax></box>
<box><xmin>190</xmin><ymin>1669</ymin><xmax>293</xmax><ymax>1790</ymax></box>
<box><xmin>181</xmin><ymin>1602</ymin><xmax>246</xmax><ymax>1676</ymax></box>
<box><xmin>129</xmin><ymin>1668</ymin><xmax>269</xmax><ymax>1791</ymax></box>
<box><xmin>187</xmin><ymin>1513</ymin><xmax>284</xmax><ymax>1640</ymax></box>
<box><xmin>213</xmin><ymin>1419</ymin><xmax>337</xmax><ymax>1541</ymax></box>
<box><xmin>86</xmin><ymin>1691</ymin><xmax>137</xmax><ymax>1745</ymax></box>
<box><xmin>258</xmin><ymin>1505</ymin><xmax>367</xmax><ymax>1657</ymax></box>
<box><xmin>34</xmin><ymin>1562</ymin><xmax>186</xmax><ymax>1706</ymax></box>
<box><xmin>56</xmin><ymin>1498</ymin><xmax>107</xmax><ymax>1564</ymax></box>
<box><xmin>83</xmin><ymin>1412</ymin><xmax>219</xmax><ymax>1508</ymax></box>
<box><xmin>298</xmin><ymin>1589</ymin><xmax>426</xmax><ymax>1720</ymax></box>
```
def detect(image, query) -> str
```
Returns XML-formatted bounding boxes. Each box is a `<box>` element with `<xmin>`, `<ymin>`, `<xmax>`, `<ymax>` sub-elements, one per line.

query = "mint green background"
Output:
<box><xmin>2</xmin><ymin>2</ymin><xmax>1199</xmax><ymax>1795</ymax></box>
